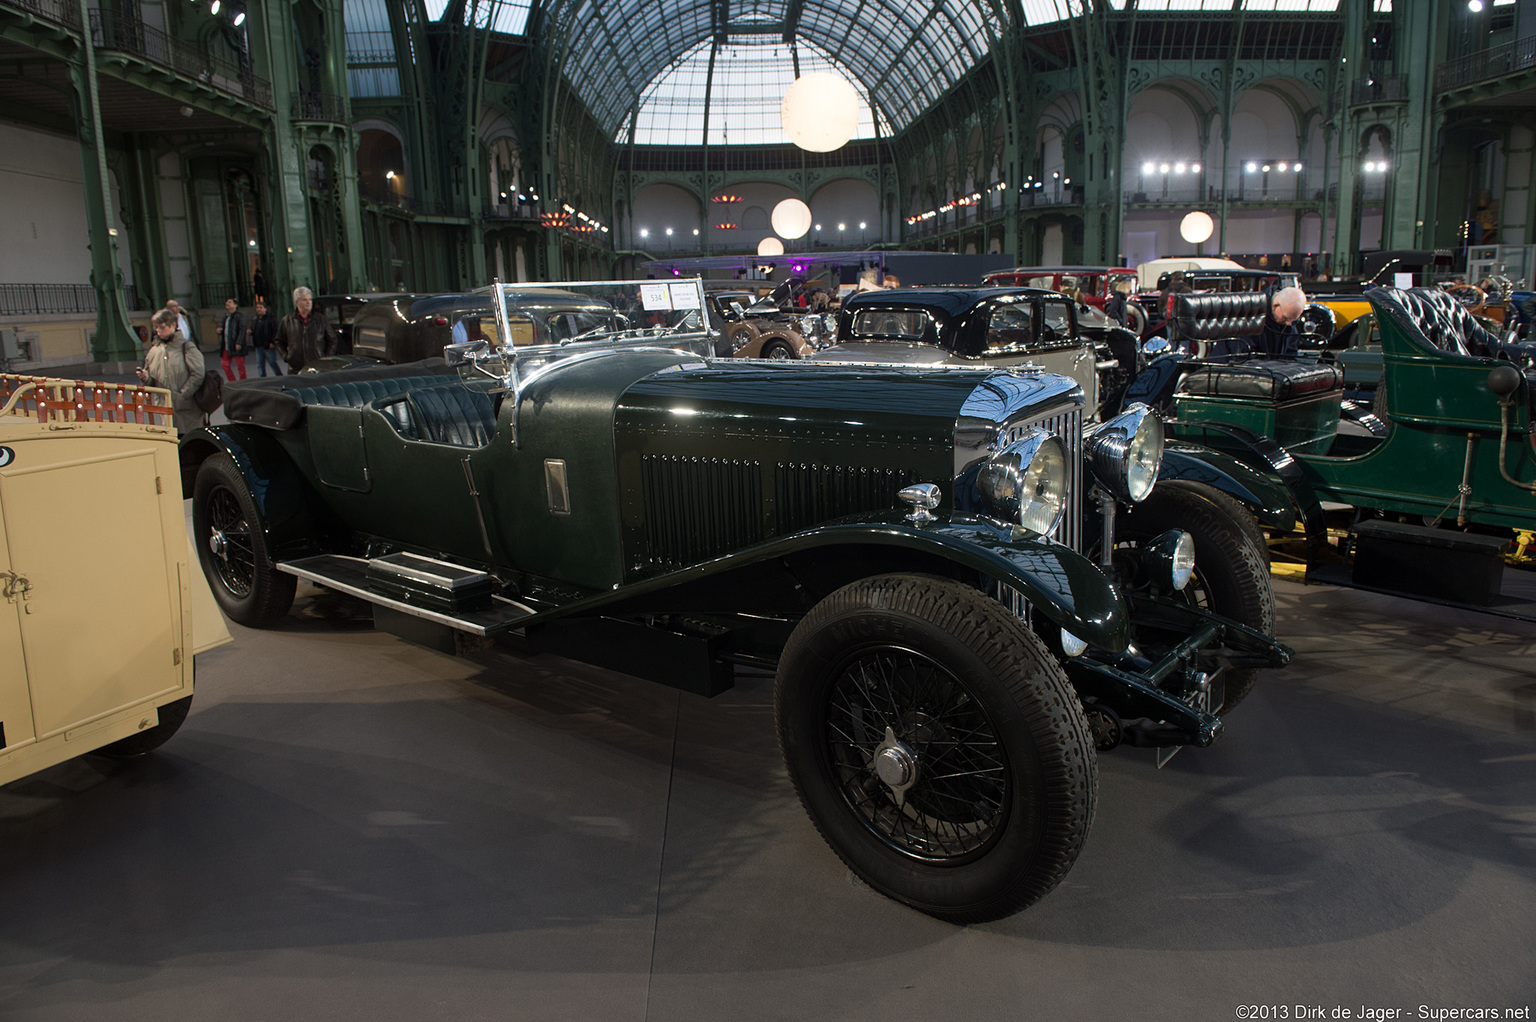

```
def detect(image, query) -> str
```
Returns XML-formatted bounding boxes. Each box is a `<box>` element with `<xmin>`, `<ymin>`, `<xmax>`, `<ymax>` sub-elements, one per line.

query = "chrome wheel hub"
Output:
<box><xmin>208</xmin><ymin>529</ymin><xmax>227</xmax><ymax>560</ymax></box>
<box><xmin>872</xmin><ymin>726</ymin><xmax>920</xmax><ymax>807</ymax></box>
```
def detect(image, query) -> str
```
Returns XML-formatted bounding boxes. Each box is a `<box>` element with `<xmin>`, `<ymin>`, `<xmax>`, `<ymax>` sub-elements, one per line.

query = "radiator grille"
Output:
<box><xmin>1002</xmin><ymin>405</ymin><xmax>1083</xmax><ymax>552</ymax></box>
<box><xmin>774</xmin><ymin>463</ymin><xmax>919</xmax><ymax>535</ymax></box>
<box><xmin>640</xmin><ymin>455</ymin><xmax>764</xmax><ymax>571</ymax></box>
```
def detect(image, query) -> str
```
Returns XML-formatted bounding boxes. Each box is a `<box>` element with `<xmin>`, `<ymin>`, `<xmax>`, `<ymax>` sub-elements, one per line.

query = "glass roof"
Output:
<box><xmin>627</xmin><ymin>39</ymin><xmax>890</xmax><ymax>146</ymax></box>
<box><xmin>540</xmin><ymin>0</ymin><xmax>999</xmax><ymax>140</ymax></box>
<box><xmin>416</xmin><ymin>0</ymin><xmax>1345</xmax><ymax>144</ymax></box>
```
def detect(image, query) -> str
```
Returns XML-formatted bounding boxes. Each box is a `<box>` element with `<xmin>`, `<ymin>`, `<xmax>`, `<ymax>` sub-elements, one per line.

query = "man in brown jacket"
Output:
<box><xmin>276</xmin><ymin>286</ymin><xmax>337</xmax><ymax>373</ymax></box>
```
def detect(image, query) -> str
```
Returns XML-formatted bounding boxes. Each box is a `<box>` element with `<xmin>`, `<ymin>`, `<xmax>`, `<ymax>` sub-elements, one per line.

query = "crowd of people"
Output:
<box><xmin>134</xmin><ymin>285</ymin><xmax>339</xmax><ymax>434</ymax></box>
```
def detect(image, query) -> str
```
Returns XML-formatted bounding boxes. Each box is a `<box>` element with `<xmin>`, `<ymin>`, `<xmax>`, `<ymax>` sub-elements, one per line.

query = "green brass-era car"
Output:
<box><xmin>178</xmin><ymin>278</ymin><xmax>1290</xmax><ymax>923</ymax></box>
<box><xmin>1126</xmin><ymin>287</ymin><xmax>1536</xmax><ymax>595</ymax></box>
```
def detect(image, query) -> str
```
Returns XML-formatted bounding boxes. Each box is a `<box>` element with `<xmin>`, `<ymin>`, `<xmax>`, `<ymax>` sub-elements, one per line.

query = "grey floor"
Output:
<box><xmin>2</xmin><ymin>571</ymin><xmax>1534</xmax><ymax>1020</ymax></box>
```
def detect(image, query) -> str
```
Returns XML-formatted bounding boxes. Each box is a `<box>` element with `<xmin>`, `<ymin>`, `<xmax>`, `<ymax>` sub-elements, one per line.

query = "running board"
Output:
<box><xmin>278</xmin><ymin>554</ymin><xmax>537</xmax><ymax>636</ymax></box>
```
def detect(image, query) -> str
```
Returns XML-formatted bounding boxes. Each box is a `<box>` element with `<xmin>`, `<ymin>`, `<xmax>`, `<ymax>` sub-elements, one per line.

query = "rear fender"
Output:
<box><xmin>178</xmin><ymin>425</ymin><xmax>330</xmax><ymax>560</ymax></box>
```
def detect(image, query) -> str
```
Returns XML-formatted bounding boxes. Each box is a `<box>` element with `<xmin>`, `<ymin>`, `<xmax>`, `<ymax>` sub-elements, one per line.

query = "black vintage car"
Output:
<box><xmin>178</xmin><ymin>278</ymin><xmax>1290</xmax><ymax>923</ymax></box>
<box><xmin>348</xmin><ymin>289</ymin><xmax>628</xmax><ymax>365</ymax></box>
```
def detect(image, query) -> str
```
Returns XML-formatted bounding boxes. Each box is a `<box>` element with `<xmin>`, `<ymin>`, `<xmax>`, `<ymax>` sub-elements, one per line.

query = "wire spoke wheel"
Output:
<box><xmin>825</xmin><ymin>646</ymin><xmax>1007</xmax><ymax>862</ymax></box>
<box><xmin>206</xmin><ymin>486</ymin><xmax>255</xmax><ymax>598</ymax></box>
<box><xmin>776</xmin><ymin>574</ymin><xmax>1096</xmax><ymax>923</ymax></box>
<box><xmin>192</xmin><ymin>453</ymin><xmax>296</xmax><ymax>627</ymax></box>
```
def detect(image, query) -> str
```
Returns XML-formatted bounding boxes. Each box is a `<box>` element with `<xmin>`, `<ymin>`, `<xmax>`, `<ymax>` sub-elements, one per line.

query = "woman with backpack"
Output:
<box><xmin>136</xmin><ymin>307</ymin><xmax>208</xmax><ymax>435</ymax></box>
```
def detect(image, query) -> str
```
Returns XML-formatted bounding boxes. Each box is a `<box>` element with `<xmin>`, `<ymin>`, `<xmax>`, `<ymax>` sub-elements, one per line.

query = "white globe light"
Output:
<box><xmin>1180</xmin><ymin>211</ymin><xmax>1215</xmax><ymax>244</ymax></box>
<box><xmin>771</xmin><ymin>198</ymin><xmax>813</xmax><ymax>239</ymax></box>
<box><xmin>758</xmin><ymin>236</ymin><xmax>785</xmax><ymax>256</ymax></box>
<box><xmin>781</xmin><ymin>72</ymin><xmax>859</xmax><ymax>153</ymax></box>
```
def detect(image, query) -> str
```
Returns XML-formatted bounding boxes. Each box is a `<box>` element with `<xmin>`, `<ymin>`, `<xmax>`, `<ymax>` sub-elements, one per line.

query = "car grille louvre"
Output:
<box><xmin>774</xmin><ymin>463</ymin><xmax>917</xmax><ymax>536</ymax></box>
<box><xmin>640</xmin><ymin>455</ymin><xmax>764</xmax><ymax>571</ymax></box>
<box><xmin>1002</xmin><ymin>406</ymin><xmax>1082</xmax><ymax>552</ymax></box>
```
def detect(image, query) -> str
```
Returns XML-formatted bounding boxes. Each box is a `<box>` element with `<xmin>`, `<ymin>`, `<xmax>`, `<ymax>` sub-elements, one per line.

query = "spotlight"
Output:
<box><xmin>1142</xmin><ymin>162</ymin><xmax>1156</xmax><ymax>175</ymax></box>
<box><xmin>1278</xmin><ymin>162</ymin><xmax>1289</xmax><ymax>172</ymax></box>
<box><xmin>209</xmin><ymin>0</ymin><xmax>219</xmax><ymax>13</ymax></box>
<box><xmin>1159</xmin><ymin>163</ymin><xmax>1170</xmax><ymax>173</ymax></box>
<box><xmin>233</xmin><ymin>8</ymin><xmax>245</xmax><ymax>25</ymax></box>
<box><xmin>1191</xmin><ymin>162</ymin><xmax>1201</xmax><ymax>173</ymax></box>
<box><xmin>1246</xmin><ymin>162</ymin><xmax>1259</xmax><ymax>173</ymax></box>
<box><xmin>1293</xmin><ymin>163</ymin><xmax>1303</xmax><ymax>172</ymax></box>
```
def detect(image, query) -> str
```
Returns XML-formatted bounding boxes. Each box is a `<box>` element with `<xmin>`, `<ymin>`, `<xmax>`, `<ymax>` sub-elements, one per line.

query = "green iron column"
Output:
<box><xmin>72</xmin><ymin>0</ymin><xmax>137</xmax><ymax>363</ymax></box>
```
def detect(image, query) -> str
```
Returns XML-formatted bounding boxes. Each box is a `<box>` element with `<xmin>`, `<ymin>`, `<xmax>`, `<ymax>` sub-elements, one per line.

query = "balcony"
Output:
<box><xmin>1436</xmin><ymin>35</ymin><xmax>1536</xmax><ymax>92</ymax></box>
<box><xmin>1</xmin><ymin>0</ymin><xmax>81</xmax><ymax>30</ymax></box>
<box><xmin>292</xmin><ymin>90</ymin><xmax>346</xmax><ymax>124</ymax></box>
<box><xmin>89</xmin><ymin>10</ymin><xmax>273</xmax><ymax>110</ymax></box>
<box><xmin>1348</xmin><ymin>74</ymin><xmax>1408</xmax><ymax>106</ymax></box>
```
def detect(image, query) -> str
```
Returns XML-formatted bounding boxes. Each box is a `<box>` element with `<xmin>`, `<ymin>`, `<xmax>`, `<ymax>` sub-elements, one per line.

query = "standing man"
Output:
<box><xmin>249</xmin><ymin>298</ymin><xmax>281</xmax><ymax>376</ymax></box>
<box><xmin>277</xmin><ymin>285</ymin><xmax>337</xmax><ymax>373</ymax></box>
<box><xmin>165</xmin><ymin>298</ymin><xmax>198</xmax><ymax>349</ymax></box>
<box><xmin>218</xmin><ymin>297</ymin><xmax>248</xmax><ymax>381</ymax></box>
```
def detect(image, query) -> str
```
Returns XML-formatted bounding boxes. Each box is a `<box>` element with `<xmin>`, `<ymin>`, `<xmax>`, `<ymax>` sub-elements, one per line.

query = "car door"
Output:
<box><xmin>0</xmin><ymin>440</ymin><xmax>182</xmax><ymax>745</ymax></box>
<box><xmin>0</xmin><ymin>494</ymin><xmax>34</xmax><ymax>758</ymax></box>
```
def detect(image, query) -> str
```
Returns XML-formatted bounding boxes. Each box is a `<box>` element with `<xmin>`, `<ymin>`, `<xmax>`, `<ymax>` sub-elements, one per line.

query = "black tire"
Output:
<box><xmin>1117</xmin><ymin>486</ymin><xmax>1275</xmax><ymax>711</ymax></box>
<box><xmin>775</xmin><ymin>574</ymin><xmax>1096</xmax><ymax>923</ymax></box>
<box><xmin>761</xmin><ymin>339</ymin><xmax>795</xmax><ymax>360</ymax></box>
<box><xmin>94</xmin><ymin>696</ymin><xmax>193</xmax><ymax>758</ymax></box>
<box><xmin>192</xmin><ymin>453</ymin><xmax>296</xmax><ymax>627</ymax></box>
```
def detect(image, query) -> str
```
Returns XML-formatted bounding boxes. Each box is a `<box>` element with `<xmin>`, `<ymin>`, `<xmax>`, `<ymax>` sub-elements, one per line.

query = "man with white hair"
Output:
<box><xmin>276</xmin><ymin>285</ymin><xmax>337</xmax><ymax>373</ymax></box>
<box><xmin>1259</xmin><ymin>284</ymin><xmax>1307</xmax><ymax>357</ymax></box>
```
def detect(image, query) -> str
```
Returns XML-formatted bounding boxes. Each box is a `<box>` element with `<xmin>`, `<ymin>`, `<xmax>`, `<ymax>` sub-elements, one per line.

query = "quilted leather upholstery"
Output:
<box><xmin>1391</xmin><ymin>287</ymin><xmax>1504</xmax><ymax>357</ymax></box>
<box><xmin>288</xmin><ymin>376</ymin><xmax>447</xmax><ymax>408</ymax></box>
<box><xmin>402</xmin><ymin>384</ymin><xmax>498</xmax><ymax>446</ymax></box>
<box><xmin>1177</xmin><ymin>359</ymin><xmax>1342</xmax><ymax>401</ymax></box>
<box><xmin>1171</xmin><ymin>292</ymin><xmax>1269</xmax><ymax>341</ymax></box>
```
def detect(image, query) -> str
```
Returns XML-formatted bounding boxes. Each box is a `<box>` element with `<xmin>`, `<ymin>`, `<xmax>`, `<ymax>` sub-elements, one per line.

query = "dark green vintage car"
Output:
<box><xmin>178</xmin><ymin>278</ymin><xmax>1290</xmax><ymax>923</ymax></box>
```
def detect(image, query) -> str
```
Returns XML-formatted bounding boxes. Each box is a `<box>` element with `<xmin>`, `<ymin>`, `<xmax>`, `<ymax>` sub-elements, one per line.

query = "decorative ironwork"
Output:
<box><xmin>88</xmin><ymin>10</ymin><xmax>274</xmax><ymax>110</ymax></box>
<box><xmin>1435</xmin><ymin>35</ymin><xmax>1536</xmax><ymax>92</ymax></box>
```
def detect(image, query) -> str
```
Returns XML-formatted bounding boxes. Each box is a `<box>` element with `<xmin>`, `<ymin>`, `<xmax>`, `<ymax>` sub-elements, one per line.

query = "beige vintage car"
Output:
<box><xmin>0</xmin><ymin>374</ymin><xmax>229</xmax><ymax>785</ymax></box>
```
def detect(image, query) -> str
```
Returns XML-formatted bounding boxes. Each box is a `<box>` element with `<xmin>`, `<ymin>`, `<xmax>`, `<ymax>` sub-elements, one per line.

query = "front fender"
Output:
<box><xmin>544</xmin><ymin>511</ymin><xmax>1130</xmax><ymax>653</ymax></box>
<box><xmin>1159</xmin><ymin>443</ymin><xmax>1297</xmax><ymax>530</ymax></box>
<box><xmin>178</xmin><ymin>425</ymin><xmax>329</xmax><ymax>560</ymax></box>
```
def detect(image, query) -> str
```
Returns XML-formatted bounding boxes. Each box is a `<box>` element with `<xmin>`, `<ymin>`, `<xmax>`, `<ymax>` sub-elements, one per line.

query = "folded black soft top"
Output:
<box><xmin>224</xmin><ymin>358</ymin><xmax>459</xmax><ymax>430</ymax></box>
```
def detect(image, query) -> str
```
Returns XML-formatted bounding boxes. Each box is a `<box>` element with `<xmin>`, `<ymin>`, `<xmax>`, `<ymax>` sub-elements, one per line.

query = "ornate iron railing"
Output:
<box><xmin>1349</xmin><ymin>74</ymin><xmax>1408</xmax><ymax>105</ymax></box>
<box><xmin>1436</xmin><ymin>35</ymin><xmax>1536</xmax><ymax>91</ymax></box>
<box><xmin>292</xmin><ymin>90</ymin><xmax>347</xmax><ymax>123</ymax></box>
<box><xmin>89</xmin><ymin>9</ymin><xmax>274</xmax><ymax>110</ymax></box>
<box><xmin>0</xmin><ymin>283</ymin><xmax>142</xmax><ymax>315</ymax></box>
<box><xmin>0</xmin><ymin>0</ymin><xmax>80</xmax><ymax>29</ymax></box>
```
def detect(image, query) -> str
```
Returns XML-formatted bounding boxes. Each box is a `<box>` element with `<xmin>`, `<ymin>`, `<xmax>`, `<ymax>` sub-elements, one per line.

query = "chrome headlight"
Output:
<box><xmin>977</xmin><ymin>430</ymin><xmax>1068</xmax><ymax>536</ymax></box>
<box><xmin>1142</xmin><ymin>529</ymin><xmax>1196</xmax><ymax>590</ymax></box>
<box><xmin>1086</xmin><ymin>403</ymin><xmax>1163</xmax><ymax>503</ymax></box>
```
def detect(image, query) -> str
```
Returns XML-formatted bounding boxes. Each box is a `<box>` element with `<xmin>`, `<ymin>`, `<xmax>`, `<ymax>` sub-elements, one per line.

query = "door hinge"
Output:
<box><xmin>173</xmin><ymin>648</ymin><xmax>183</xmax><ymax>665</ymax></box>
<box><xmin>156</xmin><ymin>476</ymin><xmax>163</xmax><ymax>494</ymax></box>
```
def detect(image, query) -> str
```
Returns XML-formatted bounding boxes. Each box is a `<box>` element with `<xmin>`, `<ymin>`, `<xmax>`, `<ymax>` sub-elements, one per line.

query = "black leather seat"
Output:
<box><xmin>1397</xmin><ymin>288</ymin><xmax>1503</xmax><ymax>357</ymax></box>
<box><xmin>1171</xmin><ymin>292</ymin><xmax>1269</xmax><ymax>343</ymax></box>
<box><xmin>392</xmin><ymin>384</ymin><xmax>498</xmax><ymax>446</ymax></box>
<box><xmin>1177</xmin><ymin>359</ymin><xmax>1342</xmax><ymax>401</ymax></box>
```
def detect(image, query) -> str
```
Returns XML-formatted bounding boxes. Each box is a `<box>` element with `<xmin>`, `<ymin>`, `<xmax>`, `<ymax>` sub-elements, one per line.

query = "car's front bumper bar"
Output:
<box><xmin>1064</xmin><ymin>595</ymin><xmax>1293</xmax><ymax>749</ymax></box>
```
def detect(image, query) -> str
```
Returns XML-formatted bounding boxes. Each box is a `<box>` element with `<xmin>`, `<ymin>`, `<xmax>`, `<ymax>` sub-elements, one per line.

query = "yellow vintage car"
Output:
<box><xmin>0</xmin><ymin>374</ymin><xmax>229</xmax><ymax>786</ymax></box>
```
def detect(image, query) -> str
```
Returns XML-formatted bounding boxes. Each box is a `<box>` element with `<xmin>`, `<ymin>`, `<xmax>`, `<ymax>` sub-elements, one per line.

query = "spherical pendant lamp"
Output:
<box><xmin>771</xmin><ymin>198</ymin><xmax>813</xmax><ymax>240</ymax></box>
<box><xmin>1180</xmin><ymin>211</ymin><xmax>1215</xmax><ymax>244</ymax></box>
<box><xmin>781</xmin><ymin>72</ymin><xmax>859</xmax><ymax>153</ymax></box>
<box><xmin>757</xmin><ymin>236</ymin><xmax>785</xmax><ymax>256</ymax></box>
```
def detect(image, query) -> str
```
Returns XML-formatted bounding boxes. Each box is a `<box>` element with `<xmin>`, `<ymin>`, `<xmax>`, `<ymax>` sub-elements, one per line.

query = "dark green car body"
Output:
<box><xmin>178</xmin><ymin>278</ymin><xmax>1290</xmax><ymax>922</ymax></box>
